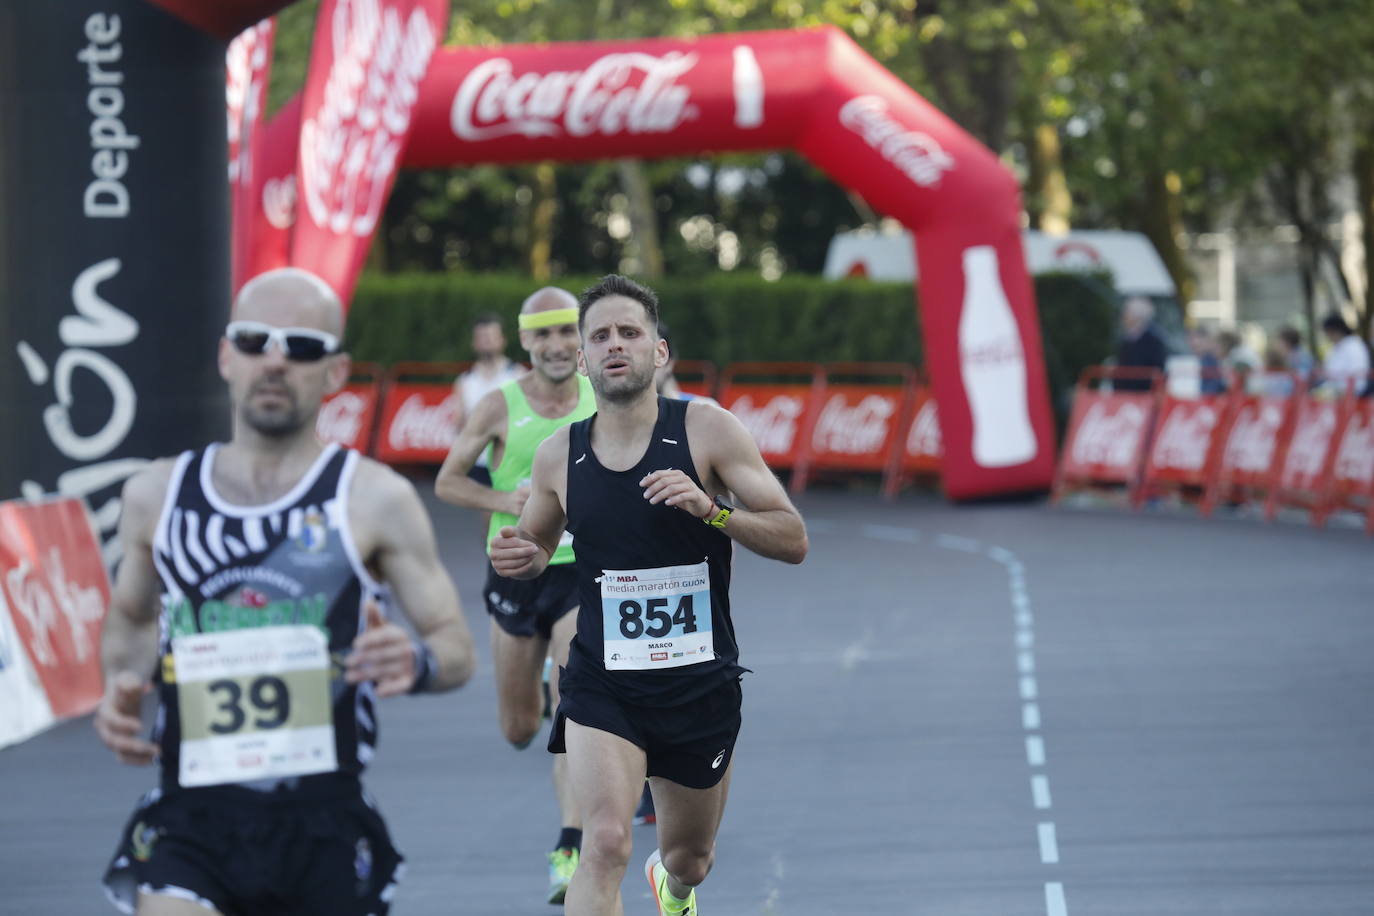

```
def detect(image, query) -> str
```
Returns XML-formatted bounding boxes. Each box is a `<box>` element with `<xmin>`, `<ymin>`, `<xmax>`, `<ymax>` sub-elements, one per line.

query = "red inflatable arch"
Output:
<box><xmin>397</xmin><ymin>27</ymin><xmax>1055</xmax><ymax>499</ymax></box>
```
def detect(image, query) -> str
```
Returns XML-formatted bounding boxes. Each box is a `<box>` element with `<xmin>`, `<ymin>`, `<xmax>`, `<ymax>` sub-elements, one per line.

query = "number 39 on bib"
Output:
<box><xmin>173</xmin><ymin>625</ymin><xmax>336</xmax><ymax>787</ymax></box>
<box><xmin>600</xmin><ymin>560</ymin><xmax>714</xmax><ymax>671</ymax></box>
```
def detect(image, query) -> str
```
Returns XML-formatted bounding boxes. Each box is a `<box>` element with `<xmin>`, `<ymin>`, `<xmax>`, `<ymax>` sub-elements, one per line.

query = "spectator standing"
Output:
<box><xmin>1319</xmin><ymin>313</ymin><xmax>1371</xmax><ymax>394</ymax></box>
<box><xmin>1115</xmin><ymin>296</ymin><xmax>1168</xmax><ymax>391</ymax></box>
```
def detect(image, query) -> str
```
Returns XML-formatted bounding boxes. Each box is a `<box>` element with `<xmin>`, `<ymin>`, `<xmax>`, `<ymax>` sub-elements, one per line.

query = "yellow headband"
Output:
<box><xmin>518</xmin><ymin>307</ymin><xmax>579</xmax><ymax>330</ymax></box>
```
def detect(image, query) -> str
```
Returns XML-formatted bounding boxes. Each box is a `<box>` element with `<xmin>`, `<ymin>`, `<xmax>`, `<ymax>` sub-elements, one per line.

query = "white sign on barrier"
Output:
<box><xmin>0</xmin><ymin>587</ymin><xmax>57</xmax><ymax>750</ymax></box>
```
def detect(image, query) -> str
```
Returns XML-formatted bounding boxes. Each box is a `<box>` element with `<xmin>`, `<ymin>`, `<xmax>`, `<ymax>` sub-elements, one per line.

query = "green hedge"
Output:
<box><xmin>347</xmin><ymin>271</ymin><xmax>1116</xmax><ymax>428</ymax></box>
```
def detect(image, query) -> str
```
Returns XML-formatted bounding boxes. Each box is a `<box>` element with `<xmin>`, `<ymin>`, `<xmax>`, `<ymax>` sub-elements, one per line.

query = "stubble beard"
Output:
<box><xmin>591</xmin><ymin>362</ymin><xmax>655</xmax><ymax>405</ymax></box>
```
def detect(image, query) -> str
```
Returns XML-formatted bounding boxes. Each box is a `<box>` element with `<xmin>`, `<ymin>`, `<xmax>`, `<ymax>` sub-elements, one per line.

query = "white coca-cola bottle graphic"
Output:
<box><xmin>732</xmin><ymin>45</ymin><xmax>764</xmax><ymax>129</ymax></box>
<box><xmin>958</xmin><ymin>245</ymin><xmax>1036</xmax><ymax>467</ymax></box>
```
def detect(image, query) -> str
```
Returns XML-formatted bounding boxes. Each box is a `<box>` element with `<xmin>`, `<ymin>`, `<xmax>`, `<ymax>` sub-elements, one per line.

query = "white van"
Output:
<box><xmin>822</xmin><ymin>226</ymin><xmax>1184</xmax><ymax>350</ymax></box>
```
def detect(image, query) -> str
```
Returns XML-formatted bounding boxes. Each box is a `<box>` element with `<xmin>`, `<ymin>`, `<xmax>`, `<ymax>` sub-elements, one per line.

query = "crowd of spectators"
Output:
<box><xmin>1114</xmin><ymin>297</ymin><xmax>1371</xmax><ymax>399</ymax></box>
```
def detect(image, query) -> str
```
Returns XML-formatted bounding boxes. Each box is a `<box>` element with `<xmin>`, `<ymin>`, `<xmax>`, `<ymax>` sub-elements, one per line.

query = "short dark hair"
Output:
<box><xmin>1322</xmin><ymin>313</ymin><xmax>1351</xmax><ymax>336</ymax></box>
<box><xmin>577</xmin><ymin>274</ymin><xmax>659</xmax><ymax>333</ymax></box>
<box><xmin>1278</xmin><ymin>325</ymin><xmax>1302</xmax><ymax>348</ymax></box>
<box><xmin>472</xmin><ymin>312</ymin><xmax>503</xmax><ymax>330</ymax></box>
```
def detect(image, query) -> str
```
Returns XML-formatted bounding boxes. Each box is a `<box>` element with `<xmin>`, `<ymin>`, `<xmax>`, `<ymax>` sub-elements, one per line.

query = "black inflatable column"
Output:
<box><xmin>0</xmin><ymin>0</ymin><xmax>231</xmax><ymax>562</ymax></box>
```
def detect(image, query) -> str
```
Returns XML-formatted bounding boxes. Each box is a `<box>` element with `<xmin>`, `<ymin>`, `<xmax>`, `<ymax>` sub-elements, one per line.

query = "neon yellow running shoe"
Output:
<box><xmin>547</xmin><ymin>846</ymin><xmax>578</xmax><ymax>905</ymax></box>
<box><xmin>644</xmin><ymin>848</ymin><xmax>697</xmax><ymax>915</ymax></box>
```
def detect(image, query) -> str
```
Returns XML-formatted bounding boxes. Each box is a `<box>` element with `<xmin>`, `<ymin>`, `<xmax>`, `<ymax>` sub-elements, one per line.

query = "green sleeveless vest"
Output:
<box><xmin>486</xmin><ymin>374</ymin><xmax>596</xmax><ymax>565</ymax></box>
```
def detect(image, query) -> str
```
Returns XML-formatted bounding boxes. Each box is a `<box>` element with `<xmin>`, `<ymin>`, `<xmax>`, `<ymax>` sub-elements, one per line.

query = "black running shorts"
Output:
<box><xmin>549</xmin><ymin>670</ymin><xmax>742</xmax><ymax>790</ymax></box>
<box><xmin>483</xmin><ymin>562</ymin><xmax>579</xmax><ymax>640</ymax></box>
<box><xmin>102</xmin><ymin>776</ymin><xmax>401</xmax><ymax>916</ymax></box>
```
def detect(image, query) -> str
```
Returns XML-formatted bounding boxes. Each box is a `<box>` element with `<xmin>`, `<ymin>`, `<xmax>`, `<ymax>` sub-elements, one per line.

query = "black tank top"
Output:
<box><xmin>150</xmin><ymin>443</ymin><xmax>384</xmax><ymax>792</ymax></box>
<box><xmin>564</xmin><ymin>397</ymin><xmax>742</xmax><ymax>706</ymax></box>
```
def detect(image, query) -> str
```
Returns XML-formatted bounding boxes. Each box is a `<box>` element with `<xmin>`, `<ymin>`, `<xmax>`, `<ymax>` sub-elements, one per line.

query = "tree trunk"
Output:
<box><xmin>1026</xmin><ymin>122</ymin><xmax>1072</xmax><ymax>234</ymax></box>
<box><xmin>616</xmin><ymin>158</ymin><xmax>663</xmax><ymax>278</ymax></box>
<box><xmin>1141</xmin><ymin>169</ymin><xmax>1194</xmax><ymax>311</ymax></box>
<box><xmin>1356</xmin><ymin>138</ymin><xmax>1374</xmax><ymax>340</ymax></box>
<box><xmin>528</xmin><ymin>162</ymin><xmax>557</xmax><ymax>281</ymax></box>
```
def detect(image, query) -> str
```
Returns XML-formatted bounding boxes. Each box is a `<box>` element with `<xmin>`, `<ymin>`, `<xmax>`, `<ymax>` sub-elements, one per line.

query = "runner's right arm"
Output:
<box><xmin>434</xmin><ymin>388</ymin><xmax>527</xmax><ymax>516</ymax></box>
<box><xmin>94</xmin><ymin>460</ymin><xmax>174</xmax><ymax>765</ymax></box>
<box><xmin>489</xmin><ymin>427</ymin><xmax>569</xmax><ymax>580</ymax></box>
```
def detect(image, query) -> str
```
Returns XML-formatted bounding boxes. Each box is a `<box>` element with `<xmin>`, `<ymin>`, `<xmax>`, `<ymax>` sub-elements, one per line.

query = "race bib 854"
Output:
<box><xmin>600</xmin><ymin>560</ymin><xmax>714</xmax><ymax>671</ymax></box>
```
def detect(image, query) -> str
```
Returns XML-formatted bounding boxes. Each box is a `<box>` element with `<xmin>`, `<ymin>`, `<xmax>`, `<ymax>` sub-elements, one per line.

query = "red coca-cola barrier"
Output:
<box><xmin>801</xmin><ymin>363</ymin><xmax>915</xmax><ymax>495</ymax></box>
<box><xmin>719</xmin><ymin>363</ymin><xmax>825</xmax><ymax>491</ymax></box>
<box><xmin>883</xmin><ymin>378</ymin><xmax>944</xmax><ymax>498</ymax></box>
<box><xmin>1264</xmin><ymin>392</ymin><xmax>1349</xmax><ymax>522</ymax></box>
<box><xmin>1138</xmin><ymin>380</ymin><xmax>1234</xmax><ymax>506</ymax></box>
<box><xmin>1052</xmin><ymin>367</ymin><xmax>1162</xmax><ymax>506</ymax></box>
<box><xmin>1201</xmin><ymin>389</ymin><xmax>1297</xmax><ymax>517</ymax></box>
<box><xmin>373</xmin><ymin>361</ymin><xmax>467</xmax><ymax>465</ymax></box>
<box><xmin>672</xmin><ymin>359</ymin><xmax>718</xmax><ymax>400</ymax></box>
<box><xmin>317</xmin><ymin>362</ymin><xmax>384</xmax><ymax>453</ymax></box>
<box><xmin>1318</xmin><ymin>386</ymin><xmax>1374</xmax><ymax>532</ymax></box>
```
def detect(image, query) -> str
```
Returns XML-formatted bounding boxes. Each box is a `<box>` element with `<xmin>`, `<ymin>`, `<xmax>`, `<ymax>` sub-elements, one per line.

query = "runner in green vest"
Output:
<box><xmin>436</xmin><ymin>286</ymin><xmax>594</xmax><ymax>904</ymax></box>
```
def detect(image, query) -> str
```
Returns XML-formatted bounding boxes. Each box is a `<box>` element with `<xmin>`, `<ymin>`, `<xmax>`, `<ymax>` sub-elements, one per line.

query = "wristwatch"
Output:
<box><xmin>702</xmin><ymin>494</ymin><xmax>733</xmax><ymax>529</ymax></box>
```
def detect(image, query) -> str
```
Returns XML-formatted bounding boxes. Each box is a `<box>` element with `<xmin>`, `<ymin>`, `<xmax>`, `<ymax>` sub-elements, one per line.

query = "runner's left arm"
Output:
<box><xmin>643</xmin><ymin>402</ymin><xmax>808</xmax><ymax>564</ymax></box>
<box><xmin>349</xmin><ymin>463</ymin><xmax>477</xmax><ymax>696</ymax></box>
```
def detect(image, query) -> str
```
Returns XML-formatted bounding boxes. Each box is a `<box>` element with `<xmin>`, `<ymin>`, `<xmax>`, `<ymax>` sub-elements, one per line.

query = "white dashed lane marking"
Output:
<box><xmin>848</xmin><ymin>519</ymin><xmax>1070</xmax><ymax>916</ymax></box>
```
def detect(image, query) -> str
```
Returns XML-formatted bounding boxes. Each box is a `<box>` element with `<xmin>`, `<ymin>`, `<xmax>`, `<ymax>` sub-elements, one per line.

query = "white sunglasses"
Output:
<box><xmin>225</xmin><ymin>320</ymin><xmax>340</xmax><ymax>362</ymax></box>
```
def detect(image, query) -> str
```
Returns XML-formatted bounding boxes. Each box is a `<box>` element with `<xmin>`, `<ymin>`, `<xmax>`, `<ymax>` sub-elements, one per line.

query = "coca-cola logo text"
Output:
<box><xmin>387</xmin><ymin>393</ymin><xmax>457</xmax><ymax>452</ymax></box>
<box><xmin>813</xmin><ymin>394</ymin><xmax>895</xmax><ymax>455</ymax></box>
<box><xmin>1150</xmin><ymin>404</ymin><xmax>1218</xmax><ymax>472</ymax></box>
<box><xmin>1282</xmin><ymin>405</ymin><xmax>1337</xmax><ymax>482</ymax></box>
<box><xmin>729</xmin><ymin>394</ymin><xmax>802</xmax><ymax>456</ymax></box>
<box><xmin>300</xmin><ymin>0</ymin><xmax>438</xmax><ymax>237</ymax></box>
<box><xmin>3</xmin><ymin>548</ymin><xmax>105</xmax><ymax>669</ymax></box>
<box><xmin>1069</xmin><ymin>400</ymin><xmax>1147</xmax><ymax>470</ymax></box>
<box><xmin>226</xmin><ymin>19</ymin><xmax>273</xmax><ymax>186</ymax></box>
<box><xmin>263</xmin><ymin>174</ymin><xmax>297</xmax><ymax>230</ymax></box>
<box><xmin>317</xmin><ymin>389</ymin><xmax>372</xmax><ymax>446</ymax></box>
<box><xmin>839</xmin><ymin>95</ymin><xmax>954</xmax><ymax>188</ymax></box>
<box><xmin>1221</xmin><ymin>403</ymin><xmax>1283</xmax><ymax>474</ymax></box>
<box><xmin>451</xmin><ymin>52</ymin><xmax>699</xmax><ymax>142</ymax></box>
<box><xmin>907</xmin><ymin>399</ymin><xmax>943</xmax><ymax>458</ymax></box>
<box><xmin>1333</xmin><ymin>410</ymin><xmax>1374</xmax><ymax>484</ymax></box>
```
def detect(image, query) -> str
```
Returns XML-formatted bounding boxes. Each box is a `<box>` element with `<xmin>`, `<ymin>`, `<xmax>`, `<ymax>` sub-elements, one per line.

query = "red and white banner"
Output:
<box><xmin>903</xmin><ymin>387</ymin><xmax>943</xmax><ymax>474</ymax></box>
<box><xmin>292</xmin><ymin>0</ymin><xmax>450</xmax><ymax>307</ymax></box>
<box><xmin>0</xmin><ymin>498</ymin><xmax>110</xmax><ymax>748</ymax></box>
<box><xmin>228</xmin><ymin>18</ymin><xmax>277</xmax><ymax>293</ymax></box>
<box><xmin>1321</xmin><ymin>398</ymin><xmax>1374</xmax><ymax>525</ymax></box>
<box><xmin>721</xmin><ymin>384</ymin><xmax>815</xmax><ymax>469</ymax></box>
<box><xmin>1054</xmin><ymin>389</ymin><xmax>1157</xmax><ymax>502</ymax></box>
<box><xmin>373</xmin><ymin>382</ymin><xmax>460</xmax><ymax>464</ymax></box>
<box><xmin>1141</xmin><ymin>395</ymin><xmax>1229</xmax><ymax>494</ymax></box>
<box><xmin>1202</xmin><ymin>394</ymin><xmax>1292</xmax><ymax>514</ymax></box>
<box><xmin>809</xmin><ymin>385</ymin><xmax>906</xmax><ymax>471</ymax></box>
<box><xmin>1267</xmin><ymin>396</ymin><xmax>1345</xmax><ymax>517</ymax></box>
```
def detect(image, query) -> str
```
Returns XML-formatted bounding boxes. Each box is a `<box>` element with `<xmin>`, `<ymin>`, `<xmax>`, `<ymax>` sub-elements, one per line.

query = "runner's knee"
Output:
<box><xmin>501</xmin><ymin>714</ymin><xmax>541</xmax><ymax>748</ymax></box>
<box><xmin>661</xmin><ymin>845</ymin><xmax>714</xmax><ymax>887</ymax></box>
<box><xmin>580</xmin><ymin>818</ymin><xmax>633</xmax><ymax>869</ymax></box>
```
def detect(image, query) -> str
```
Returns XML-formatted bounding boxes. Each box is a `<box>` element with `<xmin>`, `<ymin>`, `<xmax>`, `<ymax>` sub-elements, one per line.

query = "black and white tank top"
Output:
<box><xmin>149</xmin><ymin>443</ymin><xmax>385</xmax><ymax>792</ymax></box>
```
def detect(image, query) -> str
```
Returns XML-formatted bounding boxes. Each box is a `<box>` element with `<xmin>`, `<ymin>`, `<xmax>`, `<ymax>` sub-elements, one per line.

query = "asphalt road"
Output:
<box><xmin>2</xmin><ymin>485</ymin><xmax>1372</xmax><ymax>915</ymax></box>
